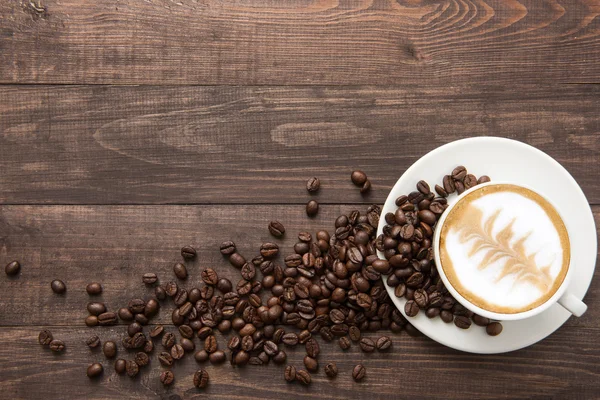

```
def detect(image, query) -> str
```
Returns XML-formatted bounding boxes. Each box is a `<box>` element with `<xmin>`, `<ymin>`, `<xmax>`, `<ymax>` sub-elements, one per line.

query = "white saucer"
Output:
<box><xmin>378</xmin><ymin>137</ymin><xmax>597</xmax><ymax>354</ymax></box>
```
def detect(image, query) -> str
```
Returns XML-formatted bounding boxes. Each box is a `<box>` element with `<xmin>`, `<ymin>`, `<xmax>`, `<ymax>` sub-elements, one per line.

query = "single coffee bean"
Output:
<box><xmin>144</xmin><ymin>298</ymin><xmax>159</xmax><ymax>317</ymax></box>
<box><xmin>305</xmin><ymin>338</ymin><xmax>320</xmax><ymax>358</ymax></box>
<box><xmin>198</xmin><ymin>327</ymin><xmax>213</xmax><ymax>340</ymax></box>
<box><xmin>229</xmin><ymin>253</ymin><xmax>247</xmax><ymax>269</ymax></box>
<box><xmin>128</xmin><ymin>322</ymin><xmax>142</xmax><ymax>337</ymax></box>
<box><xmin>352</xmin><ymin>364</ymin><xmax>366</xmax><ymax>381</ymax></box>
<box><xmin>414</xmin><ymin>288</ymin><xmax>429</xmax><ymax>308</ymax></box>
<box><xmin>325</xmin><ymin>362</ymin><xmax>338</xmax><ymax>378</ymax></box>
<box><xmin>49</xmin><ymin>339</ymin><xmax>65</xmax><ymax>352</ymax></box>
<box><xmin>454</xmin><ymin>315</ymin><xmax>472</xmax><ymax>329</ymax></box>
<box><xmin>86</xmin><ymin>282</ymin><xmax>103</xmax><ymax>295</ymax></box>
<box><xmin>85</xmin><ymin>315</ymin><xmax>98</xmax><ymax>327</ymax></box>
<box><xmin>376</xmin><ymin>336</ymin><xmax>392</xmax><ymax>351</ymax></box>
<box><xmin>114</xmin><ymin>359</ymin><xmax>126</xmax><ymax>374</ymax></box>
<box><xmin>338</xmin><ymin>336</ymin><xmax>351</xmax><ymax>350</ymax></box>
<box><xmin>87</xmin><ymin>302</ymin><xmax>106</xmax><ymax>316</ymax></box>
<box><xmin>129</xmin><ymin>332</ymin><xmax>147</xmax><ymax>349</ymax></box>
<box><xmin>304</xmin><ymin>355</ymin><xmax>318</xmax><ymax>372</ymax></box>
<box><xmin>464</xmin><ymin>174</ymin><xmax>477</xmax><ymax>188</ymax></box>
<box><xmin>165</xmin><ymin>281</ymin><xmax>179</xmax><ymax>297</ymax></box>
<box><xmin>194</xmin><ymin>349</ymin><xmax>209</xmax><ymax>362</ymax></box>
<box><xmin>443</xmin><ymin>175</ymin><xmax>456</xmax><ymax>194</ymax></box>
<box><xmin>155</xmin><ymin>286</ymin><xmax>167</xmax><ymax>301</ymax></box>
<box><xmin>125</xmin><ymin>360</ymin><xmax>139</xmax><ymax>377</ymax></box>
<box><xmin>205</xmin><ymin>335</ymin><xmax>218</xmax><ymax>353</ymax></box>
<box><xmin>128</xmin><ymin>298</ymin><xmax>146</xmax><ymax>314</ymax></box>
<box><xmin>135</xmin><ymin>351</ymin><xmax>150</xmax><ymax>366</ymax></box>
<box><xmin>264</xmin><ymin>340</ymin><xmax>278</xmax><ymax>356</ymax></box>
<box><xmin>282</xmin><ymin>332</ymin><xmax>299</xmax><ymax>346</ymax></box>
<box><xmin>452</xmin><ymin>165</ymin><xmax>467</xmax><ymax>181</ymax></box>
<box><xmin>143</xmin><ymin>340</ymin><xmax>154</xmax><ymax>353</ymax></box>
<box><xmin>260</xmin><ymin>242</ymin><xmax>279</xmax><ymax>259</ymax></box>
<box><xmin>86</xmin><ymin>335</ymin><xmax>100</xmax><ymax>348</ymax></box>
<box><xmin>149</xmin><ymin>325</ymin><xmax>164</xmax><ymax>338</ymax></box>
<box><xmin>117</xmin><ymin>307</ymin><xmax>133</xmax><ymax>321</ymax></box>
<box><xmin>306</xmin><ymin>200</ymin><xmax>319</xmax><ymax>217</ymax></box>
<box><xmin>98</xmin><ymin>312</ymin><xmax>118</xmax><ymax>326</ymax></box>
<box><xmin>51</xmin><ymin>279</ymin><xmax>66</xmax><ymax>294</ymax></box>
<box><xmin>472</xmin><ymin>314</ymin><xmax>491</xmax><ymax>327</ymax></box>
<box><xmin>209</xmin><ymin>350</ymin><xmax>226</xmax><ymax>364</ymax></box>
<box><xmin>217</xmin><ymin>278</ymin><xmax>233</xmax><ymax>293</ymax></box>
<box><xmin>434</xmin><ymin>184</ymin><xmax>448</xmax><ymax>197</ymax></box>
<box><xmin>349</xmin><ymin>326</ymin><xmax>361</xmax><ymax>342</ymax></box>
<box><xmin>273</xmin><ymin>350</ymin><xmax>287</xmax><ymax>364</ymax></box>
<box><xmin>359</xmin><ymin>337</ymin><xmax>375</xmax><ymax>352</ymax></box>
<box><xmin>194</xmin><ymin>369</ymin><xmax>210</xmax><ymax>388</ymax></box>
<box><xmin>87</xmin><ymin>363</ymin><xmax>103</xmax><ymax>378</ymax></box>
<box><xmin>306</xmin><ymin>177</ymin><xmax>320</xmax><ymax>193</ymax></box>
<box><xmin>5</xmin><ymin>261</ymin><xmax>20</xmax><ymax>276</ymax></box>
<box><xmin>103</xmin><ymin>341</ymin><xmax>117</xmax><ymax>358</ymax></box>
<box><xmin>39</xmin><ymin>330</ymin><xmax>53</xmax><ymax>346</ymax></box>
<box><xmin>426</xmin><ymin>307</ymin><xmax>441</xmax><ymax>318</ymax></box>
<box><xmin>268</xmin><ymin>220</ymin><xmax>286</xmax><ymax>237</ymax></box>
<box><xmin>162</xmin><ymin>332</ymin><xmax>176</xmax><ymax>349</ymax></box>
<box><xmin>201</xmin><ymin>268</ymin><xmax>219</xmax><ymax>285</ymax></box>
<box><xmin>296</xmin><ymin>369</ymin><xmax>311</xmax><ymax>385</ymax></box>
<box><xmin>417</xmin><ymin>180</ymin><xmax>430</xmax><ymax>194</ymax></box>
<box><xmin>142</xmin><ymin>273</ymin><xmax>158</xmax><ymax>285</ymax></box>
<box><xmin>173</xmin><ymin>263</ymin><xmax>188</xmax><ymax>280</ymax></box>
<box><xmin>181</xmin><ymin>245</ymin><xmax>197</xmax><ymax>260</ymax></box>
<box><xmin>284</xmin><ymin>365</ymin><xmax>297</xmax><ymax>382</ymax></box>
<box><xmin>351</xmin><ymin>170</ymin><xmax>367</xmax><ymax>186</ymax></box>
<box><xmin>171</xmin><ymin>344</ymin><xmax>185</xmax><ymax>360</ymax></box>
<box><xmin>158</xmin><ymin>351</ymin><xmax>174</xmax><ymax>367</ymax></box>
<box><xmin>404</xmin><ymin>300</ymin><xmax>419</xmax><ymax>317</ymax></box>
<box><xmin>478</xmin><ymin>175</ymin><xmax>491</xmax><ymax>184</ymax></box>
<box><xmin>160</xmin><ymin>370</ymin><xmax>174</xmax><ymax>386</ymax></box>
<box><xmin>455</xmin><ymin>180</ymin><xmax>465</xmax><ymax>194</ymax></box>
<box><xmin>486</xmin><ymin>322</ymin><xmax>503</xmax><ymax>336</ymax></box>
<box><xmin>220</xmin><ymin>240</ymin><xmax>237</xmax><ymax>255</ymax></box>
<box><xmin>233</xmin><ymin>350</ymin><xmax>250</xmax><ymax>366</ymax></box>
<box><xmin>181</xmin><ymin>338</ymin><xmax>196</xmax><ymax>352</ymax></box>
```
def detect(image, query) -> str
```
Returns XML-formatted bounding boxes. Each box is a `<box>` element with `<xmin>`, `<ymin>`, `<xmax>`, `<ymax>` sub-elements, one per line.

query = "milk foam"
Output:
<box><xmin>442</xmin><ymin>188</ymin><xmax>567</xmax><ymax>313</ymax></box>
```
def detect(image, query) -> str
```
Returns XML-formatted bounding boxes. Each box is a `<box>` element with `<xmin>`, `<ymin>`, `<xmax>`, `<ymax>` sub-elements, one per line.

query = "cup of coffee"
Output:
<box><xmin>433</xmin><ymin>182</ymin><xmax>587</xmax><ymax>321</ymax></box>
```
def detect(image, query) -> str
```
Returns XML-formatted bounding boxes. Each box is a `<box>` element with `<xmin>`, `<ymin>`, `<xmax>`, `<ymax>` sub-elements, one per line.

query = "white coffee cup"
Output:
<box><xmin>433</xmin><ymin>181</ymin><xmax>587</xmax><ymax>321</ymax></box>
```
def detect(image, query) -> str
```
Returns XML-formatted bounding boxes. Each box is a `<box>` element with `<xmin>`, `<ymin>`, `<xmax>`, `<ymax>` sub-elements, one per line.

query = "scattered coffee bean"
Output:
<box><xmin>338</xmin><ymin>336</ymin><xmax>351</xmax><ymax>350</ymax></box>
<box><xmin>173</xmin><ymin>263</ymin><xmax>188</xmax><ymax>280</ymax></box>
<box><xmin>86</xmin><ymin>282</ymin><xmax>102</xmax><ymax>295</ymax></box>
<box><xmin>306</xmin><ymin>200</ymin><xmax>319</xmax><ymax>217</ymax></box>
<box><xmin>478</xmin><ymin>175</ymin><xmax>491</xmax><ymax>184</ymax></box>
<box><xmin>5</xmin><ymin>261</ymin><xmax>20</xmax><ymax>276</ymax></box>
<box><xmin>171</xmin><ymin>344</ymin><xmax>184</xmax><ymax>360</ymax></box>
<box><xmin>160</xmin><ymin>370</ymin><xmax>174</xmax><ymax>386</ymax></box>
<box><xmin>51</xmin><ymin>279</ymin><xmax>66</xmax><ymax>294</ymax></box>
<box><xmin>324</xmin><ymin>362</ymin><xmax>338</xmax><ymax>378</ymax></box>
<box><xmin>135</xmin><ymin>351</ymin><xmax>150</xmax><ymax>366</ymax></box>
<box><xmin>181</xmin><ymin>338</ymin><xmax>195</xmax><ymax>352</ymax></box>
<box><xmin>205</xmin><ymin>335</ymin><xmax>218</xmax><ymax>353</ymax></box>
<box><xmin>273</xmin><ymin>350</ymin><xmax>287</xmax><ymax>364</ymax></box>
<box><xmin>114</xmin><ymin>359</ymin><xmax>126</xmax><ymax>374</ymax></box>
<box><xmin>158</xmin><ymin>351</ymin><xmax>174</xmax><ymax>367</ymax></box>
<box><xmin>352</xmin><ymin>364</ymin><xmax>366</xmax><ymax>381</ymax></box>
<box><xmin>486</xmin><ymin>322</ymin><xmax>503</xmax><ymax>336</ymax></box>
<box><xmin>103</xmin><ymin>341</ymin><xmax>117</xmax><ymax>358</ymax></box>
<box><xmin>85</xmin><ymin>315</ymin><xmax>98</xmax><ymax>327</ymax></box>
<box><xmin>142</xmin><ymin>273</ymin><xmax>158</xmax><ymax>285</ymax></box>
<box><xmin>87</xmin><ymin>363</ymin><xmax>103</xmax><ymax>378</ymax></box>
<box><xmin>305</xmin><ymin>338</ymin><xmax>320</xmax><ymax>358</ymax></box>
<box><xmin>306</xmin><ymin>177</ymin><xmax>320</xmax><ymax>193</ymax></box>
<box><xmin>284</xmin><ymin>365</ymin><xmax>296</xmax><ymax>382</ymax></box>
<box><xmin>359</xmin><ymin>337</ymin><xmax>375</xmax><ymax>353</ymax></box>
<box><xmin>376</xmin><ymin>336</ymin><xmax>392</xmax><ymax>351</ymax></box>
<box><xmin>296</xmin><ymin>369</ymin><xmax>311</xmax><ymax>385</ymax></box>
<box><xmin>351</xmin><ymin>170</ymin><xmax>367</xmax><ymax>186</ymax></box>
<box><xmin>162</xmin><ymin>332</ymin><xmax>176</xmax><ymax>349</ymax></box>
<box><xmin>220</xmin><ymin>241</ymin><xmax>237</xmax><ymax>255</ymax></box>
<box><xmin>404</xmin><ymin>300</ymin><xmax>419</xmax><ymax>317</ymax></box>
<box><xmin>38</xmin><ymin>330</ymin><xmax>53</xmax><ymax>346</ymax></box>
<box><xmin>454</xmin><ymin>315</ymin><xmax>472</xmax><ymax>329</ymax></box>
<box><xmin>210</xmin><ymin>350</ymin><xmax>226</xmax><ymax>364</ymax></box>
<box><xmin>201</xmin><ymin>268</ymin><xmax>219</xmax><ymax>285</ymax></box>
<box><xmin>360</xmin><ymin>180</ymin><xmax>371</xmax><ymax>194</ymax></box>
<box><xmin>304</xmin><ymin>355</ymin><xmax>318</xmax><ymax>372</ymax></box>
<box><xmin>118</xmin><ymin>307</ymin><xmax>133</xmax><ymax>321</ymax></box>
<box><xmin>86</xmin><ymin>335</ymin><xmax>100</xmax><ymax>348</ymax></box>
<box><xmin>49</xmin><ymin>339</ymin><xmax>65</xmax><ymax>352</ymax></box>
<box><xmin>194</xmin><ymin>369</ymin><xmax>209</xmax><ymax>388</ymax></box>
<box><xmin>268</xmin><ymin>221</ymin><xmax>286</xmax><ymax>238</ymax></box>
<box><xmin>125</xmin><ymin>360</ymin><xmax>139</xmax><ymax>377</ymax></box>
<box><xmin>181</xmin><ymin>245</ymin><xmax>197</xmax><ymax>260</ymax></box>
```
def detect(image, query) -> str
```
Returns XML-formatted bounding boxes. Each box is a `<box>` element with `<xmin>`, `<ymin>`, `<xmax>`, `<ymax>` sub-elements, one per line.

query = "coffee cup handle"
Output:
<box><xmin>558</xmin><ymin>292</ymin><xmax>587</xmax><ymax>317</ymax></box>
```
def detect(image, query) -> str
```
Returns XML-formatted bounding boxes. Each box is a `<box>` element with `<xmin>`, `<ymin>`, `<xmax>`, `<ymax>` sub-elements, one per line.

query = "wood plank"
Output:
<box><xmin>1</xmin><ymin>85</ymin><xmax>599</xmax><ymax>205</ymax></box>
<box><xmin>1</xmin><ymin>205</ymin><xmax>598</xmax><ymax>328</ymax></box>
<box><xmin>0</xmin><ymin>325</ymin><xmax>598</xmax><ymax>400</ymax></box>
<box><xmin>1</xmin><ymin>0</ymin><xmax>600</xmax><ymax>85</ymax></box>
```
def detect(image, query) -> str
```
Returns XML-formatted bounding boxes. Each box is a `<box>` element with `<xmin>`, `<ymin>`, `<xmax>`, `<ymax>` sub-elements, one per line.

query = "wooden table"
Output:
<box><xmin>1</xmin><ymin>1</ymin><xmax>599</xmax><ymax>398</ymax></box>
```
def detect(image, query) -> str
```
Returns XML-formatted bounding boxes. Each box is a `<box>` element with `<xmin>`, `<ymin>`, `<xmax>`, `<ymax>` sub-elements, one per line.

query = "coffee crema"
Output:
<box><xmin>439</xmin><ymin>184</ymin><xmax>570</xmax><ymax>314</ymax></box>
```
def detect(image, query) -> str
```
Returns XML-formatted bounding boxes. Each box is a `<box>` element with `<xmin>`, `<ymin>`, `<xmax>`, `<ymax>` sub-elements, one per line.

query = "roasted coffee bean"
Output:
<box><xmin>325</xmin><ymin>362</ymin><xmax>338</xmax><ymax>378</ymax></box>
<box><xmin>486</xmin><ymin>322</ymin><xmax>503</xmax><ymax>336</ymax></box>
<box><xmin>155</xmin><ymin>286</ymin><xmax>167</xmax><ymax>301</ymax></box>
<box><xmin>149</xmin><ymin>325</ymin><xmax>164</xmax><ymax>338</ymax></box>
<box><xmin>205</xmin><ymin>335</ymin><xmax>218</xmax><ymax>353</ymax></box>
<box><xmin>304</xmin><ymin>355</ymin><xmax>318</xmax><ymax>372</ymax></box>
<box><xmin>220</xmin><ymin>241</ymin><xmax>237</xmax><ymax>255</ymax></box>
<box><xmin>414</xmin><ymin>289</ymin><xmax>429</xmax><ymax>308</ymax></box>
<box><xmin>176</xmin><ymin>325</ymin><xmax>192</xmax><ymax>339</ymax></box>
<box><xmin>320</xmin><ymin>327</ymin><xmax>334</xmax><ymax>342</ymax></box>
<box><xmin>87</xmin><ymin>302</ymin><xmax>106</xmax><ymax>316</ymax></box>
<box><xmin>86</xmin><ymin>335</ymin><xmax>100</xmax><ymax>348</ymax></box>
<box><xmin>160</xmin><ymin>370</ymin><xmax>174</xmax><ymax>386</ymax></box>
<box><xmin>217</xmin><ymin>278</ymin><xmax>233</xmax><ymax>293</ymax></box>
<box><xmin>241</xmin><ymin>263</ymin><xmax>256</xmax><ymax>281</ymax></box>
<box><xmin>194</xmin><ymin>350</ymin><xmax>209</xmax><ymax>362</ymax></box>
<box><xmin>39</xmin><ymin>330</ymin><xmax>53</xmax><ymax>346</ymax></box>
<box><xmin>5</xmin><ymin>261</ymin><xmax>20</xmax><ymax>276</ymax></box>
<box><xmin>472</xmin><ymin>314</ymin><xmax>491</xmax><ymax>327</ymax></box>
<box><xmin>233</xmin><ymin>350</ymin><xmax>250</xmax><ymax>366</ymax></box>
<box><xmin>264</xmin><ymin>340</ymin><xmax>278</xmax><ymax>356</ymax></box>
<box><xmin>198</xmin><ymin>327</ymin><xmax>213</xmax><ymax>340</ymax></box>
<box><xmin>426</xmin><ymin>307</ymin><xmax>441</xmax><ymax>318</ymax></box>
<box><xmin>201</xmin><ymin>268</ymin><xmax>219</xmax><ymax>285</ymax></box>
<box><xmin>338</xmin><ymin>336</ymin><xmax>351</xmax><ymax>350</ymax></box>
<box><xmin>162</xmin><ymin>332</ymin><xmax>176</xmax><ymax>349</ymax></box>
<box><xmin>268</xmin><ymin>220</ymin><xmax>286</xmax><ymax>238</ymax></box>
<box><xmin>434</xmin><ymin>184</ymin><xmax>447</xmax><ymax>197</ymax></box>
<box><xmin>181</xmin><ymin>245</ymin><xmax>197</xmax><ymax>260</ymax></box>
<box><xmin>273</xmin><ymin>350</ymin><xmax>287</xmax><ymax>364</ymax></box>
<box><xmin>349</xmin><ymin>325</ymin><xmax>361</xmax><ymax>342</ymax></box>
<box><xmin>376</xmin><ymin>336</ymin><xmax>392</xmax><ymax>351</ymax></box>
<box><xmin>404</xmin><ymin>300</ymin><xmax>419</xmax><ymax>317</ymax></box>
<box><xmin>351</xmin><ymin>170</ymin><xmax>367</xmax><ymax>186</ymax></box>
<box><xmin>478</xmin><ymin>175</ymin><xmax>491</xmax><ymax>184</ymax></box>
<box><xmin>128</xmin><ymin>322</ymin><xmax>143</xmax><ymax>337</ymax></box>
<box><xmin>284</xmin><ymin>365</ymin><xmax>297</xmax><ymax>382</ymax></box>
<box><xmin>135</xmin><ymin>351</ymin><xmax>149</xmax><ymax>367</ymax></box>
<box><xmin>142</xmin><ymin>273</ymin><xmax>158</xmax><ymax>285</ymax></box>
<box><xmin>114</xmin><ymin>359</ymin><xmax>126</xmax><ymax>374</ymax></box>
<box><xmin>128</xmin><ymin>298</ymin><xmax>146</xmax><ymax>314</ymax></box>
<box><xmin>200</xmin><ymin>286</ymin><xmax>214</xmax><ymax>300</ymax></box>
<box><xmin>171</xmin><ymin>344</ymin><xmax>184</xmax><ymax>360</ymax></box>
<box><xmin>464</xmin><ymin>174</ymin><xmax>477</xmax><ymax>188</ymax></box>
<box><xmin>296</xmin><ymin>369</ymin><xmax>311</xmax><ymax>385</ymax></box>
<box><xmin>130</xmin><ymin>332</ymin><xmax>147</xmax><ymax>349</ymax></box>
<box><xmin>144</xmin><ymin>299</ymin><xmax>159</xmax><ymax>318</ymax></box>
<box><xmin>417</xmin><ymin>180</ymin><xmax>430</xmax><ymax>195</ymax></box>
<box><xmin>103</xmin><ymin>341</ymin><xmax>117</xmax><ymax>358</ymax></box>
<box><xmin>181</xmin><ymin>338</ymin><xmax>195</xmax><ymax>352</ymax></box>
<box><xmin>306</xmin><ymin>177</ymin><xmax>320</xmax><ymax>193</ymax></box>
<box><xmin>238</xmin><ymin>335</ymin><xmax>252</xmax><ymax>352</ymax></box>
<box><xmin>173</xmin><ymin>263</ymin><xmax>188</xmax><ymax>280</ymax></box>
<box><xmin>143</xmin><ymin>340</ymin><xmax>154</xmax><ymax>353</ymax></box>
<box><xmin>305</xmin><ymin>338</ymin><xmax>320</xmax><ymax>357</ymax></box>
<box><xmin>352</xmin><ymin>364</ymin><xmax>366</xmax><ymax>381</ymax></box>
<box><xmin>86</xmin><ymin>282</ymin><xmax>102</xmax><ymax>295</ymax></box>
<box><xmin>306</xmin><ymin>200</ymin><xmax>319</xmax><ymax>217</ymax></box>
<box><xmin>125</xmin><ymin>360</ymin><xmax>139</xmax><ymax>377</ymax></box>
<box><xmin>98</xmin><ymin>312</ymin><xmax>118</xmax><ymax>326</ymax></box>
<box><xmin>451</xmin><ymin>165</ymin><xmax>467</xmax><ymax>181</ymax></box>
<box><xmin>443</xmin><ymin>175</ymin><xmax>456</xmax><ymax>194</ymax></box>
<box><xmin>455</xmin><ymin>180</ymin><xmax>465</xmax><ymax>194</ymax></box>
<box><xmin>454</xmin><ymin>315</ymin><xmax>472</xmax><ymax>329</ymax></box>
<box><xmin>229</xmin><ymin>253</ymin><xmax>247</xmax><ymax>269</ymax></box>
<box><xmin>359</xmin><ymin>337</ymin><xmax>375</xmax><ymax>352</ymax></box>
<box><xmin>49</xmin><ymin>339</ymin><xmax>65</xmax><ymax>352</ymax></box>
<box><xmin>50</xmin><ymin>279</ymin><xmax>66</xmax><ymax>294</ymax></box>
<box><xmin>87</xmin><ymin>363</ymin><xmax>103</xmax><ymax>378</ymax></box>
<box><xmin>281</xmin><ymin>333</ymin><xmax>298</xmax><ymax>348</ymax></box>
<box><xmin>165</xmin><ymin>281</ymin><xmax>179</xmax><ymax>297</ymax></box>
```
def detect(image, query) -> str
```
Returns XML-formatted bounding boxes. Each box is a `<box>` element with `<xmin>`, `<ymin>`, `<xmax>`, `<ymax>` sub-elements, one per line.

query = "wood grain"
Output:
<box><xmin>1</xmin><ymin>85</ymin><xmax>599</xmax><ymax>205</ymax></box>
<box><xmin>1</xmin><ymin>0</ymin><xmax>600</xmax><ymax>85</ymax></box>
<box><xmin>1</xmin><ymin>325</ymin><xmax>599</xmax><ymax>400</ymax></box>
<box><xmin>1</xmin><ymin>204</ymin><xmax>598</xmax><ymax>328</ymax></box>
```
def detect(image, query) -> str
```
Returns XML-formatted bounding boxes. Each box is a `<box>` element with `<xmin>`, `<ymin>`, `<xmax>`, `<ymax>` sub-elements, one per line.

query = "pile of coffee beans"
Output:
<box><xmin>20</xmin><ymin>167</ymin><xmax>505</xmax><ymax>391</ymax></box>
<box><xmin>377</xmin><ymin>166</ymin><xmax>502</xmax><ymax>335</ymax></box>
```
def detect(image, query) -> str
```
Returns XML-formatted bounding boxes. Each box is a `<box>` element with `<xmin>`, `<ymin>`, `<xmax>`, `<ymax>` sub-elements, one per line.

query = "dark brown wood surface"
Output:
<box><xmin>1</xmin><ymin>0</ymin><xmax>599</xmax><ymax>398</ymax></box>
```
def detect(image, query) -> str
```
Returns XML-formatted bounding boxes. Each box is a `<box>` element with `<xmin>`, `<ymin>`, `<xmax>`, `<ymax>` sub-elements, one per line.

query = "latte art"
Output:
<box><xmin>439</xmin><ymin>184</ymin><xmax>570</xmax><ymax>314</ymax></box>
